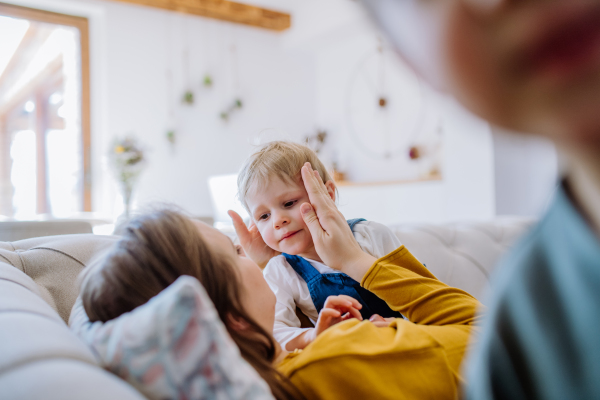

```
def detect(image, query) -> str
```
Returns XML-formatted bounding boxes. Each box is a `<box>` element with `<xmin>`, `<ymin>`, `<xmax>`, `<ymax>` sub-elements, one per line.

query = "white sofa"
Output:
<box><xmin>0</xmin><ymin>218</ymin><xmax>534</xmax><ymax>399</ymax></box>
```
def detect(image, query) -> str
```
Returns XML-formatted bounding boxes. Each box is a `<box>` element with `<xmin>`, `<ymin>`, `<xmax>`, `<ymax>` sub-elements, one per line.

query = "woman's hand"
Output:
<box><xmin>228</xmin><ymin>210</ymin><xmax>280</xmax><ymax>269</ymax></box>
<box><xmin>299</xmin><ymin>163</ymin><xmax>377</xmax><ymax>281</ymax></box>
<box><xmin>304</xmin><ymin>295</ymin><xmax>363</xmax><ymax>345</ymax></box>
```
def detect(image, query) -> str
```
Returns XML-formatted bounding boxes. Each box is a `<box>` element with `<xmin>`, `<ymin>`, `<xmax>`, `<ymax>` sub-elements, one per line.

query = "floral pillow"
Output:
<box><xmin>69</xmin><ymin>275</ymin><xmax>274</xmax><ymax>400</ymax></box>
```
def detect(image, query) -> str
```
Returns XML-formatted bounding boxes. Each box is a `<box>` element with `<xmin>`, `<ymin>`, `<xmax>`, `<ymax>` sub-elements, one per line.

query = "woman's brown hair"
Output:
<box><xmin>81</xmin><ymin>209</ymin><xmax>302</xmax><ymax>400</ymax></box>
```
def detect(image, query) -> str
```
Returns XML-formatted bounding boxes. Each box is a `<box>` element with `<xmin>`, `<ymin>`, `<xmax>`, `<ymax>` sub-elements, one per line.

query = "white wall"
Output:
<box><xmin>309</xmin><ymin>18</ymin><xmax>495</xmax><ymax>224</ymax></box>
<box><xmin>6</xmin><ymin>0</ymin><xmax>499</xmax><ymax>225</ymax></box>
<box><xmin>6</xmin><ymin>0</ymin><xmax>316</xmax><ymax>219</ymax></box>
<box><xmin>100</xmin><ymin>3</ymin><xmax>316</xmax><ymax>217</ymax></box>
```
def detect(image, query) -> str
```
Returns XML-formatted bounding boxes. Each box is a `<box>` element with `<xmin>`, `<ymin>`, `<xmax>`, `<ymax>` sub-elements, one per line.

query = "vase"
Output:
<box><xmin>120</xmin><ymin>181</ymin><xmax>134</xmax><ymax>219</ymax></box>
<box><xmin>114</xmin><ymin>180</ymin><xmax>136</xmax><ymax>234</ymax></box>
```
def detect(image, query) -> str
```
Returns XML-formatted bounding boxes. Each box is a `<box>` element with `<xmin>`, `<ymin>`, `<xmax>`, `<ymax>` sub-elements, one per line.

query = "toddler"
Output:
<box><xmin>233</xmin><ymin>141</ymin><xmax>403</xmax><ymax>351</ymax></box>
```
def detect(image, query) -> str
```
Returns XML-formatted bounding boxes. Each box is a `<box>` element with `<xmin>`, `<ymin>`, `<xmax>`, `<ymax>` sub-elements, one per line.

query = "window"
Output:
<box><xmin>0</xmin><ymin>2</ymin><xmax>90</xmax><ymax>219</ymax></box>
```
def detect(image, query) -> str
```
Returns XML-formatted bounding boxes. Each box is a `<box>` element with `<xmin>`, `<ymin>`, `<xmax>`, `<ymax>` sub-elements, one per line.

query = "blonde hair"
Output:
<box><xmin>237</xmin><ymin>141</ymin><xmax>335</xmax><ymax>213</ymax></box>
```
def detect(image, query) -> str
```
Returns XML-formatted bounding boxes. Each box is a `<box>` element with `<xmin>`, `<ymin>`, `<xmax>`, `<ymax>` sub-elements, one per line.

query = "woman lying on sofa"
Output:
<box><xmin>80</xmin><ymin>163</ymin><xmax>482</xmax><ymax>400</ymax></box>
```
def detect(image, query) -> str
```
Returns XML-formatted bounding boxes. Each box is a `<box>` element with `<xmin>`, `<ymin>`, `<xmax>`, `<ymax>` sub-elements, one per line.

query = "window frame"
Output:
<box><xmin>0</xmin><ymin>1</ymin><xmax>91</xmax><ymax>214</ymax></box>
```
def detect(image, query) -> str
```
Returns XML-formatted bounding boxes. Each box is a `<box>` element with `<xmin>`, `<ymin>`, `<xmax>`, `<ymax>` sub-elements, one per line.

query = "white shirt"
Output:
<box><xmin>263</xmin><ymin>221</ymin><xmax>402</xmax><ymax>348</ymax></box>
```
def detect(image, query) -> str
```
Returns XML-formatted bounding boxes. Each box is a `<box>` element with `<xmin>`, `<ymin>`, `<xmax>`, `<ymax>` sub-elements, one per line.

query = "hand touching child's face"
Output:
<box><xmin>367</xmin><ymin>0</ymin><xmax>600</xmax><ymax>147</ymax></box>
<box><xmin>246</xmin><ymin>175</ymin><xmax>336</xmax><ymax>260</ymax></box>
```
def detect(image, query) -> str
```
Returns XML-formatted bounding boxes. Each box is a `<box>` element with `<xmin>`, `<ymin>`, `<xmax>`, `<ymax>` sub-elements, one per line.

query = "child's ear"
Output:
<box><xmin>325</xmin><ymin>180</ymin><xmax>336</xmax><ymax>202</ymax></box>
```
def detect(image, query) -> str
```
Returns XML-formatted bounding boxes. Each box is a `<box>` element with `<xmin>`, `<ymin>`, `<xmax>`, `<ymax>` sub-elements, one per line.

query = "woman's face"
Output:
<box><xmin>367</xmin><ymin>0</ymin><xmax>600</xmax><ymax>147</ymax></box>
<box><xmin>193</xmin><ymin>221</ymin><xmax>277</xmax><ymax>334</ymax></box>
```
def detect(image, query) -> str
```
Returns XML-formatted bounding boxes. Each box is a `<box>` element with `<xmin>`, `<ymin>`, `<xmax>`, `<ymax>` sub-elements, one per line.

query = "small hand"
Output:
<box><xmin>228</xmin><ymin>210</ymin><xmax>280</xmax><ymax>269</ymax></box>
<box><xmin>305</xmin><ymin>295</ymin><xmax>363</xmax><ymax>344</ymax></box>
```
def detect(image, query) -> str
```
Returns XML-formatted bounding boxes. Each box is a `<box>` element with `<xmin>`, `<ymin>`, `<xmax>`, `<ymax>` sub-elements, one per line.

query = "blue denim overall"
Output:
<box><xmin>282</xmin><ymin>218</ymin><xmax>403</xmax><ymax>320</ymax></box>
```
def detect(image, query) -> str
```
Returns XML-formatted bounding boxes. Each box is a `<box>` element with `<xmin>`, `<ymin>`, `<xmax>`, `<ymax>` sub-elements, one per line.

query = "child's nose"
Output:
<box><xmin>273</xmin><ymin>214</ymin><xmax>290</xmax><ymax>229</ymax></box>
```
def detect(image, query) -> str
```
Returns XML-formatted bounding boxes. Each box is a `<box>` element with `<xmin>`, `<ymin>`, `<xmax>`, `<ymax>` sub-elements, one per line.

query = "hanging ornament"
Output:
<box><xmin>165</xmin><ymin>15</ymin><xmax>178</xmax><ymax>145</ymax></box>
<box><xmin>203</xmin><ymin>74</ymin><xmax>213</xmax><ymax>88</ymax></box>
<box><xmin>166</xmin><ymin>130</ymin><xmax>176</xmax><ymax>144</ymax></box>
<box><xmin>219</xmin><ymin>39</ymin><xmax>244</xmax><ymax>122</ymax></box>
<box><xmin>409</xmin><ymin>146</ymin><xmax>420</xmax><ymax>160</ymax></box>
<box><xmin>181</xmin><ymin>15</ymin><xmax>194</xmax><ymax>105</ymax></box>
<box><xmin>303</xmin><ymin>130</ymin><xmax>328</xmax><ymax>153</ymax></box>
<box><xmin>220</xmin><ymin>98</ymin><xmax>243</xmax><ymax>121</ymax></box>
<box><xmin>199</xmin><ymin>20</ymin><xmax>214</xmax><ymax>90</ymax></box>
<box><xmin>182</xmin><ymin>90</ymin><xmax>194</xmax><ymax>104</ymax></box>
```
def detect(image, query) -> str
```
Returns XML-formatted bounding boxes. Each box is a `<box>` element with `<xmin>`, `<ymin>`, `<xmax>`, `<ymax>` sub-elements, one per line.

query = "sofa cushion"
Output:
<box><xmin>70</xmin><ymin>275</ymin><xmax>274</xmax><ymax>400</ymax></box>
<box><xmin>0</xmin><ymin>234</ymin><xmax>119</xmax><ymax>322</ymax></box>
<box><xmin>0</xmin><ymin>263</ymin><xmax>146</xmax><ymax>400</ymax></box>
<box><xmin>0</xmin><ymin>360</ymin><xmax>146</xmax><ymax>400</ymax></box>
<box><xmin>390</xmin><ymin>218</ymin><xmax>534</xmax><ymax>301</ymax></box>
<box><xmin>0</xmin><ymin>274</ymin><xmax>62</xmax><ymax>323</ymax></box>
<box><xmin>0</xmin><ymin>312</ymin><xmax>98</xmax><ymax>374</ymax></box>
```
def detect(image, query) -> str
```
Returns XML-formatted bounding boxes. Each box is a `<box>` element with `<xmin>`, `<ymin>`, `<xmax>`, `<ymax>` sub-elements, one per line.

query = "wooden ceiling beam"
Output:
<box><xmin>109</xmin><ymin>0</ymin><xmax>290</xmax><ymax>31</ymax></box>
<box><xmin>0</xmin><ymin>24</ymin><xmax>54</xmax><ymax>100</ymax></box>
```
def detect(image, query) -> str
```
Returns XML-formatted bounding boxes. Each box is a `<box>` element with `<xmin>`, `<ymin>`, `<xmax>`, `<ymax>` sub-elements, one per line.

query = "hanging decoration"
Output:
<box><xmin>220</xmin><ymin>98</ymin><xmax>243</xmax><ymax>121</ymax></box>
<box><xmin>166</xmin><ymin>130</ymin><xmax>176</xmax><ymax>144</ymax></box>
<box><xmin>182</xmin><ymin>90</ymin><xmax>194</xmax><ymax>104</ymax></box>
<box><xmin>303</xmin><ymin>130</ymin><xmax>328</xmax><ymax>154</ymax></box>
<box><xmin>165</xmin><ymin>14</ymin><xmax>177</xmax><ymax>144</ymax></box>
<box><xmin>199</xmin><ymin>21</ymin><xmax>214</xmax><ymax>91</ymax></box>
<box><xmin>203</xmin><ymin>74</ymin><xmax>213</xmax><ymax>88</ymax></box>
<box><xmin>408</xmin><ymin>146</ymin><xmax>420</xmax><ymax>160</ymax></box>
<box><xmin>181</xmin><ymin>15</ymin><xmax>195</xmax><ymax>105</ymax></box>
<box><xmin>220</xmin><ymin>40</ymin><xmax>243</xmax><ymax>122</ymax></box>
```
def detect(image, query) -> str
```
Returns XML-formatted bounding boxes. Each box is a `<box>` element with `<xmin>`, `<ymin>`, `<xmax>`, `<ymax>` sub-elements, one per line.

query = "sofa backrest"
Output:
<box><xmin>0</xmin><ymin>234</ymin><xmax>118</xmax><ymax>322</ymax></box>
<box><xmin>389</xmin><ymin>217</ymin><xmax>535</xmax><ymax>302</ymax></box>
<box><xmin>0</xmin><ymin>221</ymin><xmax>94</xmax><ymax>242</ymax></box>
<box><xmin>0</xmin><ymin>233</ymin><xmax>147</xmax><ymax>399</ymax></box>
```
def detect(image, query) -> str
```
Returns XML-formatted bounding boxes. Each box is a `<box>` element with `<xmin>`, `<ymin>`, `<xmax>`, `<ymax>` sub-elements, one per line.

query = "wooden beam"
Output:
<box><xmin>0</xmin><ymin>24</ymin><xmax>54</xmax><ymax>99</ymax></box>
<box><xmin>0</xmin><ymin>55</ymin><xmax>63</xmax><ymax>117</ymax></box>
<box><xmin>109</xmin><ymin>0</ymin><xmax>290</xmax><ymax>31</ymax></box>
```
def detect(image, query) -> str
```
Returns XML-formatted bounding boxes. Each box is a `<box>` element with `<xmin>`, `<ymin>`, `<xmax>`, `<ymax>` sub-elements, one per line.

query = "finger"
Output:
<box><xmin>317</xmin><ymin>309</ymin><xmax>342</xmax><ymax>332</ymax></box>
<box><xmin>321</xmin><ymin>308</ymin><xmax>342</xmax><ymax>319</ymax></box>
<box><xmin>300</xmin><ymin>202</ymin><xmax>326</xmax><ymax>240</ymax></box>
<box><xmin>369</xmin><ymin>314</ymin><xmax>385</xmax><ymax>322</ymax></box>
<box><xmin>302</xmin><ymin>163</ymin><xmax>332</xmax><ymax>207</ymax></box>
<box><xmin>371</xmin><ymin>321</ymin><xmax>391</xmax><ymax>328</ymax></box>
<box><xmin>346</xmin><ymin>306</ymin><xmax>363</xmax><ymax>321</ymax></box>
<box><xmin>337</xmin><ymin>295</ymin><xmax>363</xmax><ymax>310</ymax></box>
<box><xmin>228</xmin><ymin>210</ymin><xmax>251</xmax><ymax>241</ymax></box>
<box><xmin>313</xmin><ymin>169</ymin><xmax>329</xmax><ymax>193</ymax></box>
<box><xmin>323</xmin><ymin>296</ymin><xmax>352</xmax><ymax>309</ymax></box>
<box><xmin>322</xmin><ymin>296</ymin><xmax>363</xmax><ymax>321</ymax></box>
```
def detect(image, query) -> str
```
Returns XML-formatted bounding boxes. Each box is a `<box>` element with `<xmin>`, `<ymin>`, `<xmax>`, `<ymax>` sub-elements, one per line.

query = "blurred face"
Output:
<box><xmin>365</xmin><ymin>0</ymin><xmax>600</xmax><ymax>148</ymax></box>
<box><xmin>246</xmin><ymin>175</ymin><xmax>336</xmax><ymax>261</ymax></box>
<box><xmin>194</xmin><ymin>221</ymin><xmax>276</xmax><ymax>334</ymax></box>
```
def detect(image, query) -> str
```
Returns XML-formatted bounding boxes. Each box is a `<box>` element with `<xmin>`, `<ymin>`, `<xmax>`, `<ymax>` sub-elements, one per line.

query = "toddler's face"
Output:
<box><xmin>367</xmin><ymin>0</ymin><xmax>600</xmax><ymax>148</ymax></box>
<box><xmin>246</xmin><ymin>175</ymin><xmax>335</xmax><ymax>259</ymax></box>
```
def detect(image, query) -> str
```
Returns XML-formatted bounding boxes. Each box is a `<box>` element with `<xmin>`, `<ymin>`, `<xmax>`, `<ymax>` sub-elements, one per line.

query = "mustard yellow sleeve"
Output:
<box><xmin>361</xmin><ymin>245</ymin><xmax>482</xmax><ymax>326</ymax></box>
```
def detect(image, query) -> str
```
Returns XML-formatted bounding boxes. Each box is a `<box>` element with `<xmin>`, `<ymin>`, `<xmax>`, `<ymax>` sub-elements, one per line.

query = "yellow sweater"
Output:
<box><xmin>277</xmin><ymin>245</ymin><xmax>483</xmax><ymax>400</ymax></box>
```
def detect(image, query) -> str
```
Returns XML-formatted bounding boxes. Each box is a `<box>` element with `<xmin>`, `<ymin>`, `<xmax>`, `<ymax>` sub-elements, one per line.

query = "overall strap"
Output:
<box><xmin>347</xmin><ymin>218</ymin><xmax>366</xmax><ymax>231</ymax></box>
<box><xmin>282</xmin><ymin>253</ymin><xmax>321</xmax><ymax>284</ymax></box>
